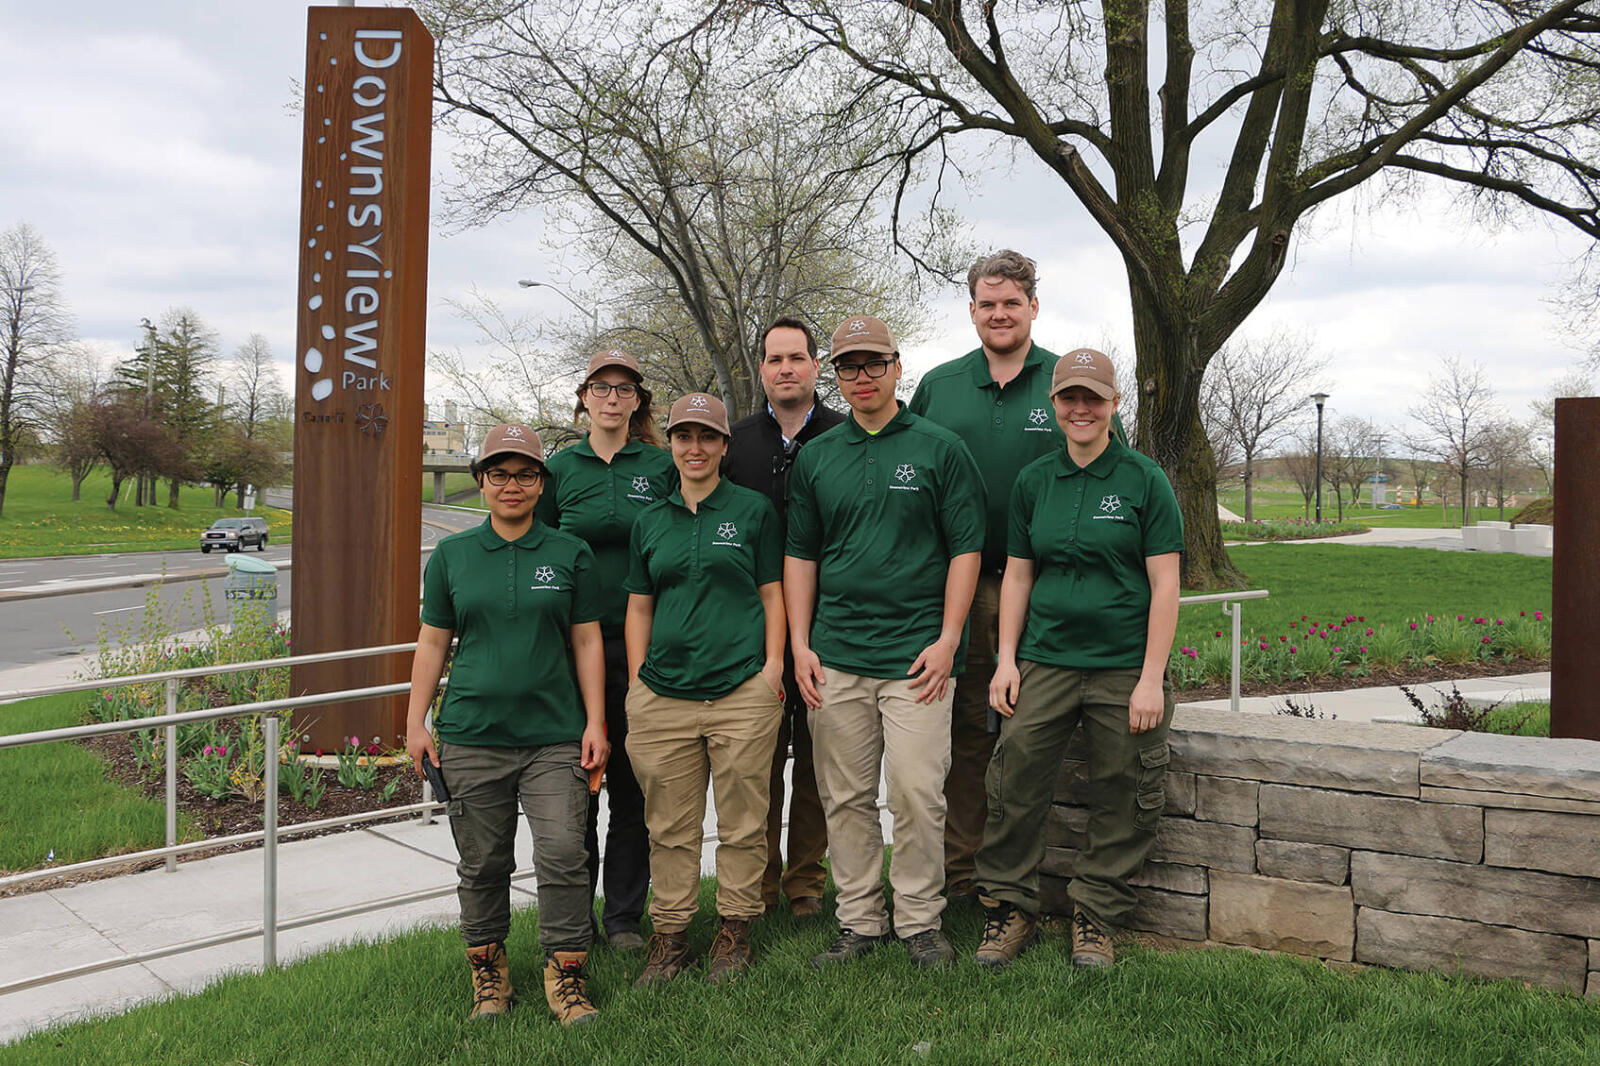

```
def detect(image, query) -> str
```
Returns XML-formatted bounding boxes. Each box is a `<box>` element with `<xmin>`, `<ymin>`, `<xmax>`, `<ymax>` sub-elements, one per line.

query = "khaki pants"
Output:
<box><xmin>975</xmin><ymin>661</ymin><xmax>1174</xmax><ymax>928</ymax></box>
<box><xmin>944</xmin><ymin>571</ymin><xmax>1001</xmax><ymax>890</ymax></box>
<box><xmin>625</xmin><ymin>674</ymin><xmax>783</xmax><ymax>931</ymax></box>
<box><xmin>761</xmin><ymin>660</ymin><xmax>829</xmax><ymax>906</ymax></box>
<box><xmin>810</xmin><ymin>669</ymin><xmax>953</xmax><ymax>939</ymax></box>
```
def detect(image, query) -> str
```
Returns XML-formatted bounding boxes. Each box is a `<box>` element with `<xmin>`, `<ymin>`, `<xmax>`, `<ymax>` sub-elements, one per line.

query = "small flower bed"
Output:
<box><xmin>1220</xmin><ymin>517</ymin><xmax>1372</xmax><ymax>541</ymax></box>
<box><xmin>1170</xmin><ymin>609</ymin><xmax>1550</xmax><ymax>689</ymax></box>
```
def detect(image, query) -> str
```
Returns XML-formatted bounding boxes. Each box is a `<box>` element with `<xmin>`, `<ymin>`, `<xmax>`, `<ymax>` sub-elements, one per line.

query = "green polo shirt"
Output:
<box><xmin>534</xmin><ymin>438</ymin><xmax>677</xmax><ymax>634</ymax></box>
<box><xmin>1008</xmin><ymin>437</ymin><xmax>1184</xmax><ymax>669</ymax></box>
<box><xmin>624</xmin><ymin>479</ymin><xmax>783</xmax><ymax>700</ymax></box>
<box><xmin>786</xmin><ymin>404</ymin><xmax>987</xmax><ymax>679</ymax></box>
<box><xmin>910</xmin><ymin>343</ymin><xmax>1128</xmax><ymax>572</ymax></box>
<box><xmin>421</xmin><ymin>518</ymin><xmax>604</xmax><ymax>747</ymax></box>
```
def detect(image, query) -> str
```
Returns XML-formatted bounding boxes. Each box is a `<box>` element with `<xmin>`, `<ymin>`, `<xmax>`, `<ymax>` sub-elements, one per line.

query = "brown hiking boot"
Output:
<box><xmin>1070</xmin><ymin>905</ymin><xmax>1115</xmax><ymax>969</ymax></box>
<box><xmin>542</xmin><ymin>950</ymin><xmax>599</xmax><ymax>1026</ymax></box>
<box><xmin>634</xmin><ymin>930</ymin><xmax>697</xmax><ymax>987</ymax></box>
<box><xmin>706</xmin><ymin>918</ymin><xmax>755</xmax><ymax>986</ymax></box>
<box><xmin>465</xmin><ymin>941</ymin><xmax>514</xmax><ymax>1021</ymax></box>
<box><xmin>974</xmin><ymin>897</ymin><xmax>1039</xmax><ymax>968</ymax></box>
<box><xmin>789</xmin><ymin>896</ymin><xmax>823</xmax><ymax>919</ymax></box>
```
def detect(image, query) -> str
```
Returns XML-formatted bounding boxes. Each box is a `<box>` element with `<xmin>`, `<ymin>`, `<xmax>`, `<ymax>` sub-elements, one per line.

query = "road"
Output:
<box><xmin>0</xmin><ymin>505</ymin><xmax>482</xmax><ymax>670</ymax></box>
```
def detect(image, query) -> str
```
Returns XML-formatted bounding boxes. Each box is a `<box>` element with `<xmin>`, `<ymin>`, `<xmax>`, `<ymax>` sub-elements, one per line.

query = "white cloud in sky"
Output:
<box><xmin>2</xmin><ymin>2</ymin><xmax>1591</xmax><ymax>437</ymax></box>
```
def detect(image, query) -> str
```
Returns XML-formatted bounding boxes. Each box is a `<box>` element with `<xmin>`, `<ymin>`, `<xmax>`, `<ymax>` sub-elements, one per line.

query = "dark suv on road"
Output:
<box><xmin>200</xmin><ymin>517</ymin><xmax>269</xmax><ymax>553</ymax></box>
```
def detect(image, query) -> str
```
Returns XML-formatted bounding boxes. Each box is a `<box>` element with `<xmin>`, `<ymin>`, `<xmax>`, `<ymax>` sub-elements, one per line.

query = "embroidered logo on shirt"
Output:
<box><xmin>717</xmin><ymin>522</ymin><xmax>738</xmax><ymax>540</ymax></box>
<box><xmin>890</xmin><ymin>463</ymin><xmax>921</xmax><ymax>492</ymax></box>
<box><xmin>631</xmin><ymin>476</ymin><xmax>651</xmax><ymax>493</ymax></box>
<box><xmin>1025</xmin><ymin>407</ymin><xmax>1051</xmax><ymax>431</ymax></box>
<box><xmin>530</xmin><ymin>564</ymin><xmax>563</xmax><ymax>590</ymax></box>
<box><xmin>1093</xmin><ymin>494</ymin><xmax>1127</xmax><ymax>521</ymax></box>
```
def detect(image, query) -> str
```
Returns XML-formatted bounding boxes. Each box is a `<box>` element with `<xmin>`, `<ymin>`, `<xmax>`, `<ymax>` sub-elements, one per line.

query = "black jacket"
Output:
<box><xmin>722</xmin><ymin>394</ymin><xmax>847</xmax><ymax>527</ymax></box>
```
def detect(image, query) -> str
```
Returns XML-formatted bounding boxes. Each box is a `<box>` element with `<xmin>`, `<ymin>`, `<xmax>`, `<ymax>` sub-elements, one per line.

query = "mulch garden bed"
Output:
<box><xmin>1177</xmin><ymin>657</ymin><xmax>1550</xmax><ymax>703</ymax></box>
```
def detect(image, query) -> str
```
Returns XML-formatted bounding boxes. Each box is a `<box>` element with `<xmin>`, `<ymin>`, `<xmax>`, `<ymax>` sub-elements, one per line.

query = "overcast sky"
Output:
<box><xmin>4</xmin><ymin>1</ymin><xmax>1594</xmax><ymax>438</ymax></box>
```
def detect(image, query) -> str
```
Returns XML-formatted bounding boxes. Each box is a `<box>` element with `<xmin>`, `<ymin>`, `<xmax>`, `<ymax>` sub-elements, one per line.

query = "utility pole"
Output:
<box><xmin>1311</xmin><ymin>392</ymin><xmax>1329</xmax><ymax>523</ymax></box>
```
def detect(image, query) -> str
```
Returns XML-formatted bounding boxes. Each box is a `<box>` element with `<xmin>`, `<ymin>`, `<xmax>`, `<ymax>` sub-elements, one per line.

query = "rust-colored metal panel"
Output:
<box><xmin>290</xmin><ymin>8</ymin><xmax>432</xmax><ymax>753</ymax></box>
<box><xmin>1551</xmin><ymin>397</ymin><xmax>1599</xmax><ymax>741</ymax></box>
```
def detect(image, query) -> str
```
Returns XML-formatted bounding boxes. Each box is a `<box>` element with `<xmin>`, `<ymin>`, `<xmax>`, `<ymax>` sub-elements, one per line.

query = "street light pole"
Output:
<box><xmin>517</xmin><ymin>279</ymin><xmax>599</xmax><ymax>336</ymax></box>
<box><xmin>1311</xmin><ymin>392</ymin><xmax>1329</xmax><ymax>522</ymax></box>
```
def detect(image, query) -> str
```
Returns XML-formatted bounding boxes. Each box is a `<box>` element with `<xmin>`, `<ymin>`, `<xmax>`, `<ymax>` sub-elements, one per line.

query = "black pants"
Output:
<box><xmin>585</xmin><ymin>631</ymin><xmax>649</xmax><ymax>937</ymax></box>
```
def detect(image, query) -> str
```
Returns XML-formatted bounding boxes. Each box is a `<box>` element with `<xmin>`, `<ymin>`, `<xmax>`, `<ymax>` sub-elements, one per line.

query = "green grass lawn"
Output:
<box><xmin>8</xmin><ymin>882</ymin><xmax>1596</xmax><ymax>1064</ymax></box>
<box><xmin>0</xmin><ymin>465</ymin><xmax>290</xmax><ymax>559</ymax></box>
<box><xmin>1178</xmin><ymin>544</ymin><xmax>1552</xmax><ymax>652</ymax></box>
<box><xmin>0</xmin><ymin>693</ymin><xmax>199</xmax><ymax>872</ymax></box>
<box><xmin>1218</xmin><ymin>479</ymin><xmax>1522</xmax><ymax>527</ymax></box>
<box><xmin>425</xmin><ymin>471</ymin><xmax>480</xmax><ymax>503</ymax></box>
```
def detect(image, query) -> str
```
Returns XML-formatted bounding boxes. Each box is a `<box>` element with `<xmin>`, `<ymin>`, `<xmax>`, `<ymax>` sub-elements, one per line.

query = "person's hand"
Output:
<box><xmin>989</xmin><ymin>660</ymin><xmax>1022</xmax><ymax>718</ymax></box>
<box><xmin>907</xmin><ymin>637</ymin><xmax>957</xmax><ymax>704</ymax></box>
<box><xmin>760</xmin><ymin>658</ymin><xmax>785</xmax><ymax>702</ymax></box>
<box><xmin>794</xmin><ymin>647</ymin><xmax>827</xmax><ymax>708</ymax></box>
<box><xmin>581</xmin><ymin>723</ymin><xmax>610</xmax><ymax>771</ymax></box>
<box><xmin>406</xmin><ymin>726</ymin><xmax>438</xmax><ymax>778</ymax></box>
<box><xmin>1129</xmin><ymin>677</ymin><xmax>1165</xmax><ymax>734</ymax></box>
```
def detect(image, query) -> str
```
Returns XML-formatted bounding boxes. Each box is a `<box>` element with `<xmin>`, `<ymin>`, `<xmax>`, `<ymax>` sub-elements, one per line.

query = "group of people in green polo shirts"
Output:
<box><xmin>405</xmin><ymin>249</ymin><xmax>1184</xmax><ymax>1027</ymax></box>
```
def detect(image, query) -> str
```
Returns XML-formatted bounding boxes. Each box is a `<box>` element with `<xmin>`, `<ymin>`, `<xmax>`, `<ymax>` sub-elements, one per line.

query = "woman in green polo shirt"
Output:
<box><xmin>972</xmin><ymin>349</ymin><xmax>1184</xmax><ymax>971</ymax></box>
<box><xmin>622</xmin><ymin>392</ymin><xmax>786</xmax><ymax>988</ymax></box>
<box><xmin>535</xmin><ymin>349</ymin><xmax>676</xmax><ymax>950</ymax></box>
<box><xmin>405</xmin><ymin>424</ymin><xmax>609</xmax><ymax>1026</ymax></box>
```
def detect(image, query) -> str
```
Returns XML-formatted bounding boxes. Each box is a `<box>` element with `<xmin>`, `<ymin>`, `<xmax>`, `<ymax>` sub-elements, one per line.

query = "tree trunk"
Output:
<box><xmin>0</xmin><ymin>458</ymin><xmax>10</xmax><ymax>519</ymax></box>
<box><xmin>107</xmin><ymin>473</ymin><xmax>124</xmax><ymax>510</ymax></box>
<box><xmin>1242</xmin><ymin>454</ymin><xmax>1255</xmax><ymax>522</ymax></box>
<box><xmin>168</xmin><ymin>479</ymin><xmax>181</xmax><ymax>509</ymax></box>
<box><xmin>1459</xmin><ymin>468</ymin><xmax>1470</xmax><ymax>526</ymax></box>
<box><xmin>1128</xmin><ymin>283</ymin><xmax>1245</xmax><ymax>590</ymax></box>
<box><xmin>71</xmin><ymin>474</ymin><xmax>83</xmax><ymax>501</ymax></box>
<box><xmin>236</xmin><ymin>483</ymin><xmax>246</xmax><ymax>509</ymax></box>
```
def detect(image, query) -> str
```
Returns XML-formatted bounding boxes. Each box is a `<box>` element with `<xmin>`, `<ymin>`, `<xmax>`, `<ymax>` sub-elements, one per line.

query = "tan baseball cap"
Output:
<box><xmin>477</xmin><ymin>423</ymin><xmax>547</xmax><ymax>466</ymax></box>
<box><xmin>829</xmin><ymin>315</ymin><xmax>897</xmax><ymax>360</ymax></box>
<box><xmin>665</xmin><ymin>392</ymin><xmax>730</xmax><ymax>436</ymax></box>
<box><xmin>585</xmin><ymin>349</ymin><xmax>643</xmax><ymax>381</ymax></box>
<box><xmin>1050</xmin><ymin>348</ymin><xmax>1118</xmax><ymax>400</ymax></box>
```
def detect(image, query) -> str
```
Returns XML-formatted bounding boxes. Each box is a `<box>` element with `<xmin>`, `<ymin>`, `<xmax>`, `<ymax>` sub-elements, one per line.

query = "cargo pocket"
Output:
<box><xmin>984</xmin><ymin>741</ymin><xmax>1006</xmax><ymax>820</ymax></box>
<box><xmin>446</xmin><ymin>800</ymin><xmax>480</xmax><ymax>868</ymax></box>
<box><xmin>1133</xmin><ymin>741</ymin><xmax>1169</xmax><ymax>830</ymax></box>
<box><xmin>571</xmin><ymin>762</ymin><xmax>594</xmax><ymax>820</ymax></box>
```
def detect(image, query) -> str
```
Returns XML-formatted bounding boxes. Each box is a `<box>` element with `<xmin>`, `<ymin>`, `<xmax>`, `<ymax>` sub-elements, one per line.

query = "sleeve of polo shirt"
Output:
<box><xmin>1140</xmin><ymin>465</ymin><xmax>1187</xmax><ymax>556</ymax></box>
<box><xmin>533</xmin><ymin>466</ymin><xmax>559</xmax><ymax>528</ymax></box>
<box><xmin>419</xmin><ymin>546</ymin><xmax>455</xmax><ymax>629</ymax></box>
<box><xmin>622</xmin><ymin>515</ymin><xmax>655</xmax><ymax>596</ymax></box>
<box><xmin>907</xmin><ymin>376</ymin><xmax>930</xmax><ymax>417</ymax></box>
<box><xmin>570</xmin><ymin>542</ymin><xmax>604</xmax><ymax>624</ymax></box>
<box><xmin>937</xmin><ymin>439</ymin><xmax>987</xmax><ymax>558</ymax></box>
<box><xmin>785</xmin><ymin>448</ymin><xmax>822</xmax><ymax>561</ymax></box>
<box><xmin>1007</xmin><ymin>466</ymin><xmax>1039</xmax><ymax>560</ymax></box>
<box><xmin>753</xmin><ymin>496</ymin><xmax>783</xmax><ymax>584</ymax></box>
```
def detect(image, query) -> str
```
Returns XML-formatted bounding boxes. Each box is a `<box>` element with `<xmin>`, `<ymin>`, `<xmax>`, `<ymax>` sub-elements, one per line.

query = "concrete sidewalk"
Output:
<box><xmin>1181</xmin><ymin>671</ymin><xmax>1551</xmax><ymax>724</ymax></box>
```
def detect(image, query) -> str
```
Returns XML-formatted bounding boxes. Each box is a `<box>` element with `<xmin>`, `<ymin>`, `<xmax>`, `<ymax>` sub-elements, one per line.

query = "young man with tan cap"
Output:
<box><xmin>622</xmin><ymin>392</ymin><xmax>787</xmax><ymax>987</ymax></box>
<box><xmin>723</xmin><ymin>316</ymin><xmax>845</xmax><ymax>920</ymax></box>
<box><xmin>405</xmin><ymin>424</ymin><xmax>609</xmax><ymax>1025</ymax></box>
<box><xmin>785</xmin><ymin>315</ymin><xmax>987</xmax><ymax>969</ymax></box>
<box><xmin>909</xmin><ymin>250</ymin><xmax>1127</xmax><ymax>902</ymax></box>
<box><xmin>973</xmin><ymin>348</ymin><xmax>1182</xmax><ymax>970</ymax></box>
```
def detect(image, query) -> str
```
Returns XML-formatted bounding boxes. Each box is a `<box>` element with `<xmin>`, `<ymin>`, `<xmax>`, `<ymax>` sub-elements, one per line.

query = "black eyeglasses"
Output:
<box><xmin>585</xmin><ymin>382</ymin><xmax>638</xmax><ymax>398</ymax></box>
<box><xmin>834</xmin><ymin>358</ymin><xmax>896</xmax><ymax>381</ymax></box>
<box><xmin>484</xmin><ymin>468</ymin><xmax>543</xmax><ymax>486</ymax></box>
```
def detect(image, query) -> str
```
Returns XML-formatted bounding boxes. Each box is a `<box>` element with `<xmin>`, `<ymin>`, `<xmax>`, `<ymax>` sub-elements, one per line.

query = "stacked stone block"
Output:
<box><xmin>1040</xmin><ymin>707</ymin><xmax>1600</xmax><ymax>995</ymax></box>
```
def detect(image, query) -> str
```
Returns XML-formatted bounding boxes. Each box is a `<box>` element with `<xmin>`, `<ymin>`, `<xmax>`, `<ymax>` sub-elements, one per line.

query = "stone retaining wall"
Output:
<box><xmin>1041</xmin><ymin>708</ymin><xmax>1600</xmax><ymax>996</ymax></box>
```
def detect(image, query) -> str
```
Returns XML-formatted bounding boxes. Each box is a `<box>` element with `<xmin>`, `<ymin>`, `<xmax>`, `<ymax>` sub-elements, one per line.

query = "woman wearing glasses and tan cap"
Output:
<box><xmin>621</xmin><ymin>392</ymin><xmax>786</xmax><ymax>987</ymax></box>
<box><xmin>534</xmin><ymin>350</ymin><xmax>676</xmax><ymax>952</ymax></box>
<box><xmin>405</xmin><ymin>424</ymin><xmax>608</xmax><ymax>1026</ymax></box>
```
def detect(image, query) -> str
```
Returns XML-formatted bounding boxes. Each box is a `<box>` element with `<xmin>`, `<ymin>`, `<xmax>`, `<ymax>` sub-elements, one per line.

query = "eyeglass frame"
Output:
<box><xmin>583</xmin><ymin>381</ymin><xmax>639</xmax><ymax>398</ymax></box>
<box><xmin>482</xmin><ymin>467</ymin><xmax>545</xmax><ymax>487</ymax></box>
<box><xmin>833</xmin><ymin>355</ymin><xmax>898</xmax><ymax>381</ymax></box>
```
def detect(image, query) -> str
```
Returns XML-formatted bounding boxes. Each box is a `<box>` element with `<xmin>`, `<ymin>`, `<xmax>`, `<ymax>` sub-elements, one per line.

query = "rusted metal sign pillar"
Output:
<box><xmin>290</xmin><ymin>6</ymin><xmax>432</xmax><ymax>752</ymax></box>
<box><xmin>1551</xmin><ymin>397</ymin><xmax>1598</xmax><ymax>741</ymax></box>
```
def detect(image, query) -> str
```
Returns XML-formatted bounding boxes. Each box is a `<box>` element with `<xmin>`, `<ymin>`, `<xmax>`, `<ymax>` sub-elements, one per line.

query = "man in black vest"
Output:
<box><xmin>724</xmin><ymin>315</ymin><xmax>846</xmax><ymax>918</ymax></box>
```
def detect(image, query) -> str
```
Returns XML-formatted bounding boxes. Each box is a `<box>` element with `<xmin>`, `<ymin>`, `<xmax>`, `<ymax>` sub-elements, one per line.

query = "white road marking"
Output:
<box><xmin>93</xmin><ymin>605</ymin><xmax>146</xmax><ymax>616</ymax></box>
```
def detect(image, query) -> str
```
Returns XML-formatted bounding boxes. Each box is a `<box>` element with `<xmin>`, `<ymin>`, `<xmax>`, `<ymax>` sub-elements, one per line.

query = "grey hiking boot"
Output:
<box><xmin>903</xmin><ymin>928</ymin><xmax>955</xmax><ymax>969</ymax></box>
<box><xmin>810</xmin><ymin>927</ymin><xmax>887</xmax><ymax>967</ymax></box>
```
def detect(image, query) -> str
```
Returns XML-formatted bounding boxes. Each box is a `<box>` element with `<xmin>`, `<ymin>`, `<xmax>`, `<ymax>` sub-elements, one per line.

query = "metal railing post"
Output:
<box><xmin>164</xmin><ymin>679</ymin><xmax>178</xmax><ymax>873</ymax></box>
<box><xmin>263</xmin><ymin>715</ymin><xmax>279</xmax><ymax>970</ymax></box>
<box><xmin>1225</xmin><ymin>600</ymin><xmax>1243</xmax><ymax>714</ymax></box>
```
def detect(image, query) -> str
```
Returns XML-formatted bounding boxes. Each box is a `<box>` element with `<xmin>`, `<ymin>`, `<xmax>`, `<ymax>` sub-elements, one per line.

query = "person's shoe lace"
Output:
<box><xmin>981</xmin><ymin>903</ymin><xmax>1016</xmax><ymax>944</ymax></box>
<box><xmin>1074</xmin><ymin>908</ymin><xmax>1108</xmax><ymax>949</ymax></box>
<box><xmin>469</xmin><ymin>950</ymin><xmax>506</xmax><ymax>1007</ymax></box>
<box><xmin>552</xmin><ymin>960</ymin><xmax>589</xmax><ymax>1012</ymax></box>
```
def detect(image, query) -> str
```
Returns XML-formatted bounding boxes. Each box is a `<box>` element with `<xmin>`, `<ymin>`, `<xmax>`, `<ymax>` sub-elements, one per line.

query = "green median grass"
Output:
<box><xmin>0</xmin><ymin>694</ymin><xmax>199</xmax><ymax>873</ymax></box>
<box><xmin>1178</xmin><ymin>544</ymin><xmax>1552</xmax><ymax>653</ymax></box>
<box><xmin>8</xmin><ymin>883</ymin><xmax>1596</xmax><ymax>1064</ymax></box>
<box><xmin>0</xmin><ymin>465</ymin><xmax>291</xmax><ymax>559</ymax></box>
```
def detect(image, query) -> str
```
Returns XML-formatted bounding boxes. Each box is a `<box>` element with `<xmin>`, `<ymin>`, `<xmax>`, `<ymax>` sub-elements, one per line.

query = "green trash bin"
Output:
<box><xmin>224</xmin><ymin>554</ymin><xmax>279</xmax><ymax>629</ymax></box>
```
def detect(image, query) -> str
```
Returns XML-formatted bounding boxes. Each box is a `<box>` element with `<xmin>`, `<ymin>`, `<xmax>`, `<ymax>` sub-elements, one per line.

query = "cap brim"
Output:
<box><xmin>1050</xmin><ymin>376</ymin><xmax>1117</xmax><ymax>400</ymax></box>
<box><xmin>666</xmin><ymin>416</ymin><xmax>730</xmax><ymax>435</ymax></box>
<box><xmin>478</xmin><ymin>445</ymin><xmax>547</xmax><ymax>467</ymax></box>
<box><xmin>830</xmin><ymin>345</ymin><xmax>897</xmax><ymax>362</ymax></box>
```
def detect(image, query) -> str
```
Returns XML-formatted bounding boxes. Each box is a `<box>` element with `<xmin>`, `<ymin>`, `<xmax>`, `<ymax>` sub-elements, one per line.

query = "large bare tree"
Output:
<box><xmin>0</xmin><ymin>222</ymin><xmax>73</xmax><ymax>518</ymax></box>
<box><xmin>1409</xmin><ymin>356</ymin><xmax>1503</xmax><ymax>526</ymax></box>
<box><xmin>713</xmin><ymin>0</ymin><xmax>1600</xmax><ymax>585</ymax></box>
<box><xmin>420</xmin><ymin>0</ymin><xmax>940</xmax><ymax>418</ymax></box>
<box><xmin>1200</xmin><ymin>331</ymin><xmax>1328</xmax><ymax>521</ymax></box>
